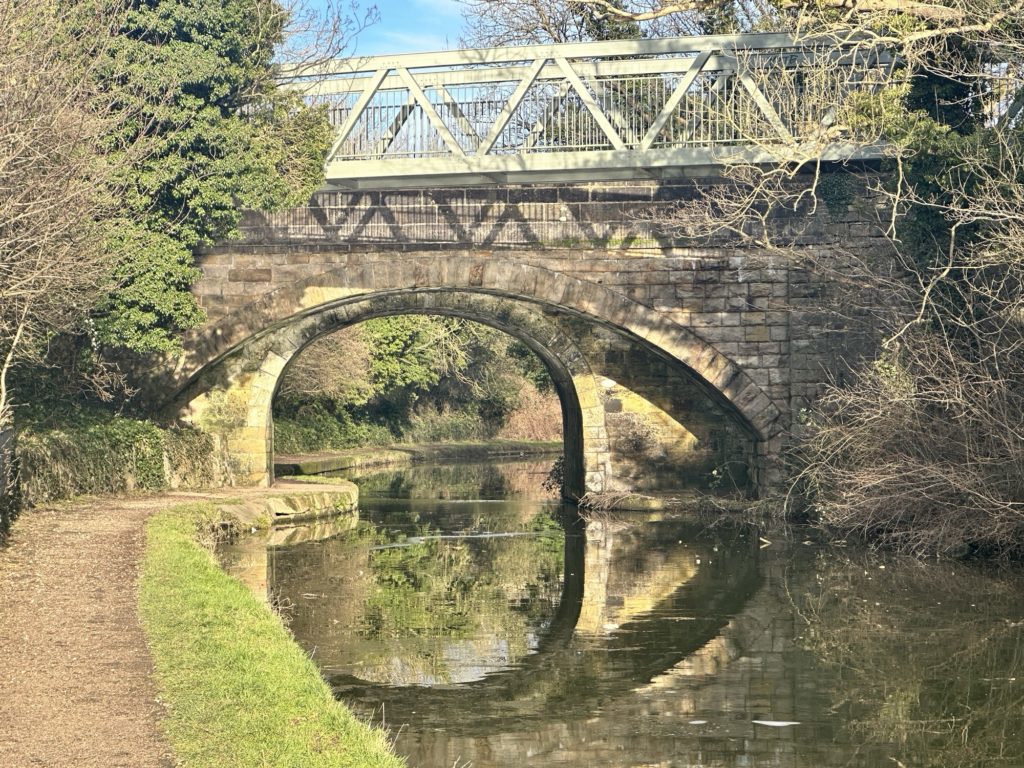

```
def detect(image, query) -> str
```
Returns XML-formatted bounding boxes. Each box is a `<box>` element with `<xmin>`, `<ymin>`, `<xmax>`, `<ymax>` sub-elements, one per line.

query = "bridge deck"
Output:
<box><xmin>286</xmin><ymin>33</ymin><xmax>891</xmax><ymax>189</ymax></box>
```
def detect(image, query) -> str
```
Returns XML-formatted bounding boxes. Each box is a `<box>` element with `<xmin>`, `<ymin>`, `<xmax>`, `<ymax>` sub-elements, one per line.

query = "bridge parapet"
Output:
<box><xmin>287</xmin><ymin>33</ymin><xmax>890</xmax><ymax>189</ymax></box>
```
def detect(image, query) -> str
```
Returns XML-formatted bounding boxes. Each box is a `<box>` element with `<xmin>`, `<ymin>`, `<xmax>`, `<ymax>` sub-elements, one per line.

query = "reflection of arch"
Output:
<box><xmin>327</xmin><ymin>519</ymin><xmax>761</xmax><ymax>734</ymax></box>
<box><xmin>173</xmin><ymin>291</ymin><xmax>612</xmax><ymax>495</ymax></box>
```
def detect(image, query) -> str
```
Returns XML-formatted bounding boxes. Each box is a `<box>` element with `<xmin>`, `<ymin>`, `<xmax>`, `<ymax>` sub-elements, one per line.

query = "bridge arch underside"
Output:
<box><xmin>167</xmin><ymin>257</ymin><xmax>782</xmax><ymax>495</ymax></box>
<box><xmin>180</xmin><ymin>292</ymin><xmax>611</xmax><ymax>497</ymax></box>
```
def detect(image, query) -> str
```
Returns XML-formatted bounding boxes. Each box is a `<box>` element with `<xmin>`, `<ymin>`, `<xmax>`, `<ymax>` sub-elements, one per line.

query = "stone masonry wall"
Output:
<box><xmin>188</xmin><ymin>176</ymin><xmax>894</xmax><ymax>489</ymax></box>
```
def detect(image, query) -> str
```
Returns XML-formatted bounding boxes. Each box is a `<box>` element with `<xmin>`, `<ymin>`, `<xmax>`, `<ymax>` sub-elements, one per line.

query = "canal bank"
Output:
<box><xmin>230</xmin><ymin>458</ymin><xmax>1024</xmax><ymax>768</ymax></box>
<box><xmin>274</xmin><ymin>439</ymin><xmax>562</xmax><ymax>477</ymax></box>
<box><xmin>4</xmin><ymin>457</ymin><xmax>1023</xmax><ymax>768</ymax></box>
<box><xmin>0</xmin><ymin>482</ymin><xmax>404</xmax><ymax>768</ymax></box>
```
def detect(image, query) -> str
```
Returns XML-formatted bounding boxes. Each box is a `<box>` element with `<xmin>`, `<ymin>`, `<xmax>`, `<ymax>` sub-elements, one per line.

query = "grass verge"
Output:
<box><xmin>139</xmin><ymin>502</ymin><xmax>405</xmax><ymax>768</ymax></box>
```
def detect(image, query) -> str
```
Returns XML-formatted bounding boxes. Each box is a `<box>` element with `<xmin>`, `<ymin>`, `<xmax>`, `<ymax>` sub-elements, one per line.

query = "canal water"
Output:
<box><xmin>220</xmin><ymin>458</ymin><xmax>1024</xmax><ymax>768</ymax></box>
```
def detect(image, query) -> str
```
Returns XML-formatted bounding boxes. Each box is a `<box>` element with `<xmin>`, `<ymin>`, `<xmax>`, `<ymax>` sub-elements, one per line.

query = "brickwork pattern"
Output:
<box><xmin>167</xmin><ymin>179</ymin><xmax>891</xmax><ymax>493</ymax></box>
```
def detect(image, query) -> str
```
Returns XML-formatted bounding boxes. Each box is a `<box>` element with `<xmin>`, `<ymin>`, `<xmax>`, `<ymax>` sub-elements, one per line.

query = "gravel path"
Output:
<box><xmin>0</xmin><ymin>496</ymin><xmax>180</xmax><ymax>767</ymax></box>
<box><xmin>0</xmin><ymin>481</ymin><xmax>356</xmax><ymax>767</ymax></box>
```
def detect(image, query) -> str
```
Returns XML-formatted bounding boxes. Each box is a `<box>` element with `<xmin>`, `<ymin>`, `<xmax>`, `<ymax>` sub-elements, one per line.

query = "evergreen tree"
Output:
<box><xmin>94</xmin><ymin>0</ymin><xmax>332</xmax><ymax>353</ymax></box>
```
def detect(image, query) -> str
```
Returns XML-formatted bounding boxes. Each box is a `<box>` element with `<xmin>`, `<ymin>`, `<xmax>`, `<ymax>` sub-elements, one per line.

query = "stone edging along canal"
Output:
<box><xmin>274</xmin><ymin>439</ymin><xmax>562</xmax><ymax>477</ymax></box>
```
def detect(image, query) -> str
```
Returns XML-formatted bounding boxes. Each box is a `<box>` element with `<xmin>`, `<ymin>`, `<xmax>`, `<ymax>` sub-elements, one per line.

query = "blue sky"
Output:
<box><xmin>345</xmin><ymin>0</ymin><xmax>466</xmax><ymax>56</ymax></box>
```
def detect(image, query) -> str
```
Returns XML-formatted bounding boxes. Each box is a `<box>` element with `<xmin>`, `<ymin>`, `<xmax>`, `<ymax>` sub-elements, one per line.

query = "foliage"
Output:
<box><xmin>0</xmin><ymin>1</ymin><xmax>123</xmax><ymax>433</ymax></box>
<box><xmin>457</xmin><ymin>0</ymin><xmax>791</xmax><ymax>45</ymax></box>
<box><xmin>1</xmin><ymin>0</ymin><xmax>347</xmax><ymax>439</ymax></box>
<box><xmin>92</xmin><ymin>0</ymin><xmax>333</xmax><ymax>353</ymax></box>
<box><xmin>274</xmin><ymin>399</ymin><xmax>392</xmax><ymax>454</ymax></box>
<box><xmin>278</xmin><ymin>326</ymin><xmax>375</xmax><ymax>406</ymax></box>
<box><xmin>542</xmin><ymin>455</ymin><xmax>565</xmax><ymax>494</ymax></box>
<box><xmin>793</xmin><ymin>26</ymin><xmax>1024</xmax><ymax>556</ymax></box>
<box><xmin>274</xmin><ymin>316</ymin><xmax>561</xmax><ymax>452</ymax></box>
<box><xmin>798</xmin><ymin>334</ymin><xmax>1024</xmax><ymax>558</ymax></box>
<box><xmin>458</xmin><ymin>0</ymin><xmax>640</xmax><ymax>45</ymax></box>
<box><xmin>140</xmin><ymin>502</ymin><xmax>405</xmax><ymax>768</ymax></box>
<box><xmin>0</xmin><ymin>428</ymin><xmax>18</xmax><ymax>538</ymax></box>
<box><xmin>496</xmin><ymin>382</ymin><xmax>563</xmax><ymax>441</ymax></box>
<box><xmin>400</xmin><ymin>407</ymin><xmax>491</xmax><ymax>444</ymax></box>
<box><xmin>15</xmin><ymin>412</ymin><xmax>226</xmax><ymax>505</ymax></box>
<box><xmin>353</xmin><ymin>512</ymin><xmax>565</xmax><ymax>683</ymax></box>
<box><xmin>562</xmin><ymin>0</ymin><xmax>1024</xmax><ymax>556</ymax></box>
<box><xmin>362</xmin><ymin>316</ymin><xmax>450</xmax><ymax>404</ymax></box>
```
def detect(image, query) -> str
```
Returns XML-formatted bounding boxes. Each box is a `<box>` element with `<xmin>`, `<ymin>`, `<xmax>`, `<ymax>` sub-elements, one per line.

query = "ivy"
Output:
<box><xmin>91</xmin><ymin>0</ymin><xmax>331</xmax><ymax>353</ymax></box>
<box><xmin>16</xmin><ymin>414</ymin><xmax>224</xmax><ymax>504</ymax></box>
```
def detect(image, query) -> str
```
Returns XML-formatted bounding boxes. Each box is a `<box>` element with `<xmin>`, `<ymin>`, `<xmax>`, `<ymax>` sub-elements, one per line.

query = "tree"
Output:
<box><xmin>458</xmin><ymin>0</ymin><xmax>641</xmax><ymax>46</ymax></box>
<box><xmin>463</xmin><ymin>0</ymin><xmax>1024</xmax><ymax>554</ymax></box>
<box><xmin>2</xmin><ymin>0</ymin><xmax>376</xmax><ymax>417</ymax></box>
<box><xmin>91</xmin><ymin>0</ymin><xmax>342</xmax><ymax>354</ymax></box>
<box><xmin>559</xmin><ymin>0</ymin><xmax>1024</xmax><ymax>555</ymax></box>
<box><xmin>273</xmin><ymin>316</ymin><xmax>559</xmax><ymax>451</ymax></box>
<box><xmin>458</xmin><ymin>0</ymin><xmax>785</xmax><ymax>43</ymax></box>
<box><xmin>2</xmin><ymin>0</ymin><xmax>377</xmax><ymax>443</ymax></box>
<box><xmin>0</xmin><ymin>2</ymin><xmax>127</xmax><ymax>434</ymax></box>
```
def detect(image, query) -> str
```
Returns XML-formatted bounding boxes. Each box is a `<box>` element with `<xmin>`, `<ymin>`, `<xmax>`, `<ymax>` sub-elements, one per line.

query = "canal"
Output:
<box><xmin>220</xmin><ymin>458</ymin><xmax>1024</xmax><ymax>767</ymax></box>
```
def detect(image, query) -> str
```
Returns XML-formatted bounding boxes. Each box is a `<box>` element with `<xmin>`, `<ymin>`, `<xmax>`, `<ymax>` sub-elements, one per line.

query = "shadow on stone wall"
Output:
<box><xmin>235</xmin><ymin>179</ymin><xmax>843</xmax><ymax>252</ymax></box>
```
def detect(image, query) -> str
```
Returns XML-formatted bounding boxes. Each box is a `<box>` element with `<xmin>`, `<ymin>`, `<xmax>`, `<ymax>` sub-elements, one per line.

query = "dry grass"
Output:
<box><xmin>497</xmin><ymin>384</ymin><xmax>562</xmax><ymax>441</ymax></box>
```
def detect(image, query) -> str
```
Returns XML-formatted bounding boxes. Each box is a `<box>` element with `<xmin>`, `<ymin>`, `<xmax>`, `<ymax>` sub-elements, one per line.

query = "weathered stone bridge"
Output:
<box><xmin>146</xmin><ymin>34</ymin><xmax>893</xmax><ymax>497</ymax></box>
<box><xmin>151</xmin><ymin>176</ymin><xmax>887</xmax><ymax>497</ymax></box>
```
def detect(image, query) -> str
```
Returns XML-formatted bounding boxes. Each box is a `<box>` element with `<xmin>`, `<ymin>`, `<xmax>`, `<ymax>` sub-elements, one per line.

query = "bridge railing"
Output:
<box><xmin>285</xmin><ymin>33</ymin><xmax>892</xmax><ymax>189</ymax></box>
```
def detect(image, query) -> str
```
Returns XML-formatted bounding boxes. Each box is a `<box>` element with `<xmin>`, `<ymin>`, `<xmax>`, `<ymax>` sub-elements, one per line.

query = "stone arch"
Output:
<box><xmin>167</xmin><ymin>255</ymin><xmax>781</xmax><ymax>439</ymax></box>
<box><xmin>159</xmin><ymin>252</ymin><xmax>778</xmax><ymax>493</ymax></box>
<box><xmin>172</xmin><ymin>290</ymin><xmax>611</xmax><ymax>495</ymax></box>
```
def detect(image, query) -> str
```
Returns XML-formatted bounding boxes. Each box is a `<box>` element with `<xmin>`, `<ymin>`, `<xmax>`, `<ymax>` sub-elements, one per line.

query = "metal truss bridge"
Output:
<box><xmin>287</xmin><ymin>33</ymin><xmax>891</xmax><ymax>189</ymax></box>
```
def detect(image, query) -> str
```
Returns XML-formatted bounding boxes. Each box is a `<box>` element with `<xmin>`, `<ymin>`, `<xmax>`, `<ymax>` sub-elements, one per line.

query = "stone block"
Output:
<box><xmin>228</xmin><ymin>268</ymin><xmax>273</xmax><ymax>283</ymax></box>
<box><xmin>744</xmin><ymin>326</ymin><xmax>771</xmax><ymax>342</ymax></box>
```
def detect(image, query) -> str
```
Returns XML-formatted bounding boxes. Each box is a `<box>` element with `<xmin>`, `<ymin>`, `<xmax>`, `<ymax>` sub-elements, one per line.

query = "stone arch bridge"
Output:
<box><xmin>146</xmin><ymin>177</ymin><xmax>887</xmax><ymax>498</ymax></box>
<box><xmin>142</xmin><ymin>33</ymin><xmax>892</xmax><ymax>497</ymax></box>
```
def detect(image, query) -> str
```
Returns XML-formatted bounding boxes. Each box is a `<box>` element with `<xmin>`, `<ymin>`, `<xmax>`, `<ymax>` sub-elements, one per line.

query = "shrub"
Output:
<box><xmin>273</xmin><ymin>402</ymin><xmax>392</xmax><ymax>454</ymax></box>
<box><xmin>16</xmin><ymin>416</ymin><xmax>226</xmax><ymax>505</ymax></box>
<box><xmin>497</xmin><ymin>384</ymin><xmax>562</xmax><ymax>441</ymax></box>
<box><xmin>797</xmin><ymin>339</ymin><xmax>1024</xmax><ymax>559</ymax></box>
<box><xmin>401</xmin><ymin>406</ymin><xmax>489</xmax><ymax>443</ymax></box>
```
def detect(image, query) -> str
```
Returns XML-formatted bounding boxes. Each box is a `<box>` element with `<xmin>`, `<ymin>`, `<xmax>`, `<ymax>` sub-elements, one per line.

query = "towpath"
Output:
<box><xmin>0</xmin><ymin>495</ymin><xmax>179</xmax><ymax>767</ymax></box>
<box><xmin>0</xmin><ymin>482</ymin><xmax>341</xmax><ymax>768</ymax></box>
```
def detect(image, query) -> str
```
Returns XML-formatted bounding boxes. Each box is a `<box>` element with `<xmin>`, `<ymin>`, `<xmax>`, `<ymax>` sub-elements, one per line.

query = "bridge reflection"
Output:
<box><xmin>221</xmin><ymin>492</ymin><xmax>766</xmax><ymax>744</ymax></box>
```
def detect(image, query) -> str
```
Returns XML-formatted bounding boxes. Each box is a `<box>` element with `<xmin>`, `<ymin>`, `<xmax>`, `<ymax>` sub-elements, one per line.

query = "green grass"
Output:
<box><xmin>139</xmin><ymin>503</ymin><xmax>406</xmax><ymax>768</ymax></box>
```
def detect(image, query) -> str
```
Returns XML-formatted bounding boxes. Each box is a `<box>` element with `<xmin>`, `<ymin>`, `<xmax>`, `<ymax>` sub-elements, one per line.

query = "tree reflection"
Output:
<box><xmin>358</xmin><ymin>515</ymin><xmax>565</xmax><ymax>685</ymax></box>
<box><xmin>340</xmin><ymin>459</ymin><xmax>559</xmax><ymax>501</ymax></box>
<box><xmin>793</xmin><ymin>555</ymin><xmax>1024</xmax><ymax>767</ymax></box>
<box><xmin>269</xmin><ymin>505</ymin><xmax>566</xmax><ymax>687</ymax></box>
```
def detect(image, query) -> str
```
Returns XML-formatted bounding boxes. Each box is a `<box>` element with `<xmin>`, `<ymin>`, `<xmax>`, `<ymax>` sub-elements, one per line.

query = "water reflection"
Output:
<box><xmin>791</xmin><ymin>553</ymin><xmax>1024</xmax><ymax>768</ymax></box>
<box><xmin>326</xmin><ymin>458</ymin><xmax>560</xmax><ymax>501</ymax></box>
<box><xmin>220</xmin><ymin>460</ymin><xmax>1024</xmax><ymax>768</ymax></box>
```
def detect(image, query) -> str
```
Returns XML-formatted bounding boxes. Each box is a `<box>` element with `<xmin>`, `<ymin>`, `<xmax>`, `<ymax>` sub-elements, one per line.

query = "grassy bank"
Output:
<box><xmin>16</xmin><ymin>414</ymin><xmax>228</xmax><ymax>505</ymax></box>
<box><xmin>139</xmin><ymin>502</ymin><xmax>405</xmax><ymax>768</ymax></box>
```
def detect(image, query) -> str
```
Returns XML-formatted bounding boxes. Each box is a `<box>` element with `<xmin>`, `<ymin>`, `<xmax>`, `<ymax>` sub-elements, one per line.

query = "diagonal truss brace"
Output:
<box><xmin>311</xmin><ymin>33</ymin><xmax>892</xmax><ymax>187</ymax></box>
<box><xmin>477</xmin><ymin>57</ymin><xmax>547</xmax><ymax>156</ymax></box>
<box><xmin>395</xmin><ymin>66</ymin><xmax>467</xmax><ymax>157</ymax></box>
<box><xmin>639</xmin><ymin>49</ymin><xmax>713</xmax><ymax>151</ymax></box>
<box><xmin>554</xmin><ymin>57</ymin><xmax>626</xmax><ymax>151</ymax></box>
